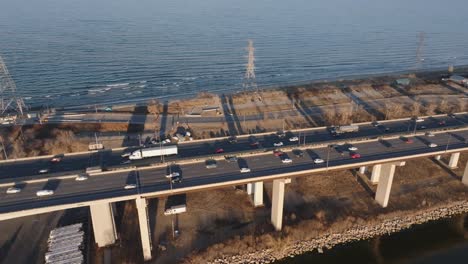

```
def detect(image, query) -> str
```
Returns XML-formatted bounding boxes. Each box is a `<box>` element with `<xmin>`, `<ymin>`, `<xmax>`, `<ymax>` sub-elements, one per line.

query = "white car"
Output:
<box><xmin>240</xmin><ymin>168</ymin><xmax>251</xmax><ymax>173</ymax></box>
<box><xmin>289</xmin><ymin>137</ymin><xmax>299</xmax><ymax>142</ymax></box>
<box><xmin>6</xmin><ymin>187</ymin><xmax>21</xmax><ymax>194</ymax></box>
<box><xmin>121</xmin><ymin>153</ymin><xmax>131</xmax><ymax>158</ymax></box>
<box><xmin>124</xmin><ymin>184</ymin><xmax>136</xmax><ymax>189</ymax></box>
<box><xmin>75</xmin><ymin>175</ymin><xmax>89</xmax><ymax>181</ymax></box>
<box><xmin>348</xmin><ymin>146</ymin><xmax>358</xmax><ymax>151</ymax></box>
<box><xmin>165</xmin><ymin>172</ymin><xmax>180</xmax><ymax>178</ymax></box>
<box><xmin>39</xmin><ymin>168</ymin><xmax>49</xmax><ymax>174</ymax></box>
<box><xmin>314</xmin><ymin>158</ymin><xmax>325</xmax><ymax>164</ymax></box>
<box><xmin>36</xmin><ymin>190</ymin><xmax>54</xmax><ymax>197</ymax></box>
<box><xmin>273</xmin><ymin>142</ymin><xmax>283</xmax><ymax>147</ymax></box>
<box><xmin>415</xmin><ymin>117</ymin><xmax>424</xmax><ymax>122</ymax></box>
<box><xmin>281</xmin><ymin>158</ymin><xmax>293</xmax><ymax>164</ymax></box>
<box><xmin>425</xmin><ymin>132</ymin><xmax>435</xmax><ymax>137</ymax></box>
<box><xmin>428</xmin><ymin>143</ymin><xmax>438</xmax><ymax>148</ymax></box>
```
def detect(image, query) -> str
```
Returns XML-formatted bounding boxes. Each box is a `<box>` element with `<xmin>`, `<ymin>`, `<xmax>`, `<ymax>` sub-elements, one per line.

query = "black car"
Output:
<box><xmin>225</xmin><ymin>155</ymin><xmax>238</xmax><ymax>162</ymax></box>
<box><xmin>292</xmin><ymin>149</ymin><xmax>304</xmax><ymax>157</ymax></box>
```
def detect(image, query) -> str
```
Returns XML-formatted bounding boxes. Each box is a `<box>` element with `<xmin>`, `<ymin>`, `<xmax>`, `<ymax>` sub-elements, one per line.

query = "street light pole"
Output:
<box><xmin>445</xmin><ymin>133</ymin><xmax>451</xmax><ymax>152</ymax></box>
<box><xmin>326</xmin><ymin>145</ymin><xmax>331</xmax><ymax>171</ymax></box>
<box><xmin>412</xmin><ymin>120</ymin><xmax>417</xmax><ymax>135</ymax></box>
<box><xmin>0</xmin><ymin>136</ymin><xmax>8</xmax><ymax>160</ymax></box>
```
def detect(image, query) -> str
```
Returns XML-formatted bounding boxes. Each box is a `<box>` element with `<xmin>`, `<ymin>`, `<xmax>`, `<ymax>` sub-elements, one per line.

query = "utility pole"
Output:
<box><xmin>0</xmin><ymin>136</ymin><xmax>7</xmax><ymax>160</ymax></box>
<box><xmin>326</xmin><ymin>145</ymin><xmax>331</xmax><ymax>171</ymax></box>
<box><xmin>445</xmin><ymin>133</ymin><xmax>451</xmax><ymax>152</ymax></box>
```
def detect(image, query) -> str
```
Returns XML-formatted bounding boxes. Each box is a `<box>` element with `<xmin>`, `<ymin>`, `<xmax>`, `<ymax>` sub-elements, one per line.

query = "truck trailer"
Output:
<box><xmin>331</xmin><ymin>125</ymin><xmax>359</xmax><ymax>135</ymax></box>
<box><xmin>128</xmin><ymin>145</ymin><xmax>178</xmax><ymax>160</ymax></box>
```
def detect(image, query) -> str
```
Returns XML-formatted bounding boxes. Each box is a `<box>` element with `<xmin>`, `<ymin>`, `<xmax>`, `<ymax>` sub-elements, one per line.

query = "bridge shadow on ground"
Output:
<box><xmin>342</xmin><ymin>85</ymin><xmax>385</xmax><ymax>121</ymax></box>
<box><xmin>285</xmin><ymin>89</ymin><xmax>324</xmax><ymax>127</ymax></box>
<box><xmin>122</xmin><ymin>105</ymin><xmax>148</xmax><ymax>147</ymax></box>
<box><xmin>220</xmin><ymin>94</ymin><xmax>240</xmax><ymax>136</ymax></box>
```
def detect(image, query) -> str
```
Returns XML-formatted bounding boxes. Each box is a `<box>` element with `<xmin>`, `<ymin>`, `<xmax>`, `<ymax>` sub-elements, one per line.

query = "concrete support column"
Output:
<box><xmin>448</xmin><ymin>152</ymin><xmax>460</xmax><ymax>169</ymax></box>
<box><xmin>253</xmin><ymin>182</ymin><xmax>264</xmax><ymax>207</ymax></box>
<box><xmin>135</xmin><ymin>197</ymin><xmax>153</xmax><ymax>261</ymax></box>
<box><xmin>370</xmin><ymin>164</ymin><xmax>382</xmax><ymax>184</ymax></box>
<box><xmin>374</xmin><ymin>161</ymin><xmax>405</xmax><ymax>208</ymax></box>
<box><xmin>271</xmin><ymin>178</ymin><xmax>290</xmax><ymax>231</ymax></box>
<box><xmin>90</xmin><ymin>202</ymin><xmax>117</xmax><ymax>247</ymax></box>
<box><xmin>359</xmin><ymin>166</ymin><xmax>367</xmax><ymax>174</ymax></box>
<box><xmin>246</xmin><ymin>183</ymin><xmax>253</xmax><ymax>195</ymax></box>
<box><xmin>462</xmin><ymin>161</ymin><xmax>468</xmax><ymax>186</ymax></box>
<box><xmin>375</xmin><ymin>164</ymin><xmax>396</xmax><ymax>208</ymax></box>
<box><xmin>435</xmin><ymin>155</ymin><xmax>441</xmax><ymax>161</ymax></box>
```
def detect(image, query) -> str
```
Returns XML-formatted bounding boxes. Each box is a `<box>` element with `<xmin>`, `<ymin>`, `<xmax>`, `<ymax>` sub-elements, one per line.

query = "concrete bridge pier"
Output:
<box><xmin>370</xmin><ymin>164</ymin><xmax>382</xmax><ymax>184</ymax></box>
<box><xmin>359</xmin><ymin>166</ymin><xmax>367</xmax><ymax>174</ymax></box>
<box><xmin>435</xmin><ymin>155</ymin><xmax>441</xmax><ymax>161</ymax></box>
<box><xmin>253</xmin><ymin>182</ymin><xmax>264</xmax><ymax>207</ymax></box>
<box><xmin>271</xmin><ymin>178</ymin><xmax>291</xmax><ymax>231</ymax></box>
<box><xmin>462</xmin><ymin>161</ymin><xmax>468</xmax><ymax>186</ymax></box>
<box><xmin>448</xmin><ymin>152</ymin><xmax>460</xmax><ymax>169</ymax></box>
<box><xmin>90</xmin><ymin>202</ymin><xmax>117</xmax><ymax>247</ymax></box>
<box><xmin>246</xmin><ymin>183</ymin><xmax>254</xmax><ymax>195</ymax></box>
<box><xmin>135</xmin><ymin>197</ymin><xmax>153</xmax><ymax>261</ymax></box>
<box><xmin>375</xmin><ymin>162</ymin><xmax>405</xmax><ymax>208</ymax></box>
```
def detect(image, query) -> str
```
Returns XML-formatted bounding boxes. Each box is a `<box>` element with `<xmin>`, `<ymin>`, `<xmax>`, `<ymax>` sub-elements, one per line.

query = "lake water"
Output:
<box><xmin>276</xmin><ymin>214</ymin><xmax>468</xmax><ymax>264</ymax></box>
<box><xmin>0</xmin><ymin>0</ymin><xmax>467</xmax><ymax>108</ymax></box>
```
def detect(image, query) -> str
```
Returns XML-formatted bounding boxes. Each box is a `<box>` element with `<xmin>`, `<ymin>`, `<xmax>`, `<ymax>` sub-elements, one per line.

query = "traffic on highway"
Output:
<box><xmin>0</xmin><ymin>113</ymin><xmax>467</xmax><ymax>181</ymax></box>
<box><xmin>0</xmin><ymin>126</ymin><xmax>467</xmax><ymax>215</ymax></box>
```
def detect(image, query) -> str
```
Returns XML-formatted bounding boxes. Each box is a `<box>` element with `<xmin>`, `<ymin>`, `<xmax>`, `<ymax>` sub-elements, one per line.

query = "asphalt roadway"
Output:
<box><xmin>1</xmin><ymin>113</ymin><xmax>467</xmax><ymax>180</ymax></box>
<box><xmin>0</xmin><ymin>128</ymin><xmax>467</xmax><ymax>215</ymax></box>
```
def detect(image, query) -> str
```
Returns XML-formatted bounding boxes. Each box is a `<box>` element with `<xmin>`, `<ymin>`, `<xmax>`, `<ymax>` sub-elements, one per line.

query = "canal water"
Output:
<box><xmin>276</xmin><ymin>214</ymin><xmax>468</xmax><ymax>264</ymax></box>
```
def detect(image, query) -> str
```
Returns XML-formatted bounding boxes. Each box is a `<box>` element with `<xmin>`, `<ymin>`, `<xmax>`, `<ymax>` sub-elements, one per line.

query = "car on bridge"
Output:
<box><xmin>425</xmin><ymin>132</ymin><xmax>435</xmax><ymax>137</ymax></box>
<box><xmin>292</xmin><ymin>149</ymin><xmax>304</xmax><ymax>157</ymax></box>
<box><xmin>124</xmin><ymin>184</ymin><xmax>136</xmax><ymax>190</ymax></box>
<box><xmin>273</xmin><ymin>142</ymin><xmax>284</xmax><ymax>147</ymax></box>
<box><xmin>289</xmin><ymin>136</ymin><xmax>299</xmax><ymax>142</ymax></box>
<box><xmin>215</xmin><ymin>148</ymin><xmax>225</xmax><ymax>154</ymax></box>
<box><xmin>205</xmin><ymin>159</ymin><xmax>217</xmax><ymax>169</ymax></box>
<box><xmin>240</xmin><ymin>167</ymin><xmax>251</xmax><ymax>173</ymax></box>
<box><xmin>281</xmin><ymin>157</ymin><xmax>292</xmax><ymax>164</ymax></box>
<box><xmin>36</xmin><ymin>190</ymin><xmax>54</xmax><ymax>197</ymax></box>
<box><xmin>50</xmin><ymin>154</ymin><xmax>64</xmax><ymax>163</ymax></box>
<box><xmin>75</xmin><ymin>174</ymin><xmax>89</xmax><ymax>181</ymax></box>
<box><xmin>428</xmin><ymin>143</ymin><xmax>438</xmax><ymax>148</ymax></box>
<box><xmin>273</xmin><ymin>150</ymin><xmax>284</xmax><ymax>157</ymax></box>
<box><xmin>348</xmin><ymin>146</ymin><xmax>358</xmax><ymax>151</ymax></box>
<box><xmin>225</xmin><ymin>155</ymin><xmax>238</xmax><ymax>162</ymax></box>
<box><xmin>166</xmin><ymin>172</ymin><xmax>180</xmax><ymax>178</ymax></box>
<box><xmin>171</xmin><ymin>175</ymin><xmax>183</xmax><ymax>184</ymax></box>
<box><xmin>401</xmin><ymin>137</ymin><xmax>413</xmax><ymax>144</ymax></box>
<box><xmin>38</xmin><ymin>168</ymin><xmax>49</xmax><ymax>174</ymax></box>
<box><xmin>6</xmin><ymin>187</ymin><xmax>21</xmax><ymax>194</ymax></box>
<box><xmin>313</xmin><ymin>158</ymin><xmax>324</xmax><ymax>164</ymax></box>
<box><xmin>350</xmin><ymin>153</ymin><xmax>361</xmax><ymax>159</ymax></box>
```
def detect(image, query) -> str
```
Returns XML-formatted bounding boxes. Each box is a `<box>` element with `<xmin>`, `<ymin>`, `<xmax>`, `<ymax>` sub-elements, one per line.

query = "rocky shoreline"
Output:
<box><xmin>208</xmin><ymin>200</ymin><xmax>468</xmax><ymax>264</ymax></box>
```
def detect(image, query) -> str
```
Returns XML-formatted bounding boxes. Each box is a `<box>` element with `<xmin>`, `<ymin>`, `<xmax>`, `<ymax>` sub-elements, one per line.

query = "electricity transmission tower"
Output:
<box><xmin>0</xmin><ymin>55</ymin><xmax>26</xmax><ymax>119</ymax></box>
<box><xmin>243</xmin><ymin>40</ymin><xmax>262</xmax><ymax>101</ymax></box>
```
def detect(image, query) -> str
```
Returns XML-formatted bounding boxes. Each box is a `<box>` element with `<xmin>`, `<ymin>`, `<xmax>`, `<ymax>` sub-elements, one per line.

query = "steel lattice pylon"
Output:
<box><xmin>0</xmin><ymin>55</ymin><xmax>26</xmax><ymax>118</ymax></box>
<box><xmin>243</xmin><ymin>40</ymin><xmax>262</xmax><ymax>100</ymax></box>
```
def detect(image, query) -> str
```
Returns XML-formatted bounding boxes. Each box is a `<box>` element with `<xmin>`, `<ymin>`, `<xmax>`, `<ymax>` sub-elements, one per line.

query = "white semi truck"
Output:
<box><xmin>127</xmin><ymin>145</ymin><xmax>178</xmax><ymax>160</ymax></box>
<box><xmin>331</xmin><ymin>125</ymin><xmax>359</xmax><ymax>135</ymax></box>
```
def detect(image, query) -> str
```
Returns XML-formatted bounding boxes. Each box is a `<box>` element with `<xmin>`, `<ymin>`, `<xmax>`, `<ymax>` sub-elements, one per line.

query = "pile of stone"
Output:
<box><xmin>45</xmin><ymin>223</ymin><xmax>85</xmax><ymax>264</ymax></box>
<box><xmin>209</xmin><ymin>201</ymin><xmax>468</xmax><ymax>264</ymax></box>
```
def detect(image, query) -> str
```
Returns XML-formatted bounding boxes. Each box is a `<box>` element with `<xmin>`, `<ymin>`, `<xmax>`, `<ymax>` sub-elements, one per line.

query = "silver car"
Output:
<box><xmin>36</xmin><ymin>190</ymin><xmax>54</xmax><ymax>197</ymax></box>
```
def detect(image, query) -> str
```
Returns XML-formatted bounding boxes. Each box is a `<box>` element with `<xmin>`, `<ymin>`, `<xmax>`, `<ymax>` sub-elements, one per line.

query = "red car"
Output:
<box><xmin>350</xmin><ymin>153</ymin><xmax>361</xmax><ymax>159</ymax></box>
<box><xmin>438</xmin><ymin>121</ymin><xmax>446</xmax><ymax>126</ymax></box>
<box><xmin>273</xmin><ymin>150</ymin><xmax>284</xmax><ymax>157</ymax></box>
<box><xmin>404</xmin><ymin>138</ymin><xmax>413</xmax><ymax>144</ymax></box>
<box><xmin>215</xmin><ymin>148</ymin><xmax>224</xmax><ymax>154</ymax></box>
